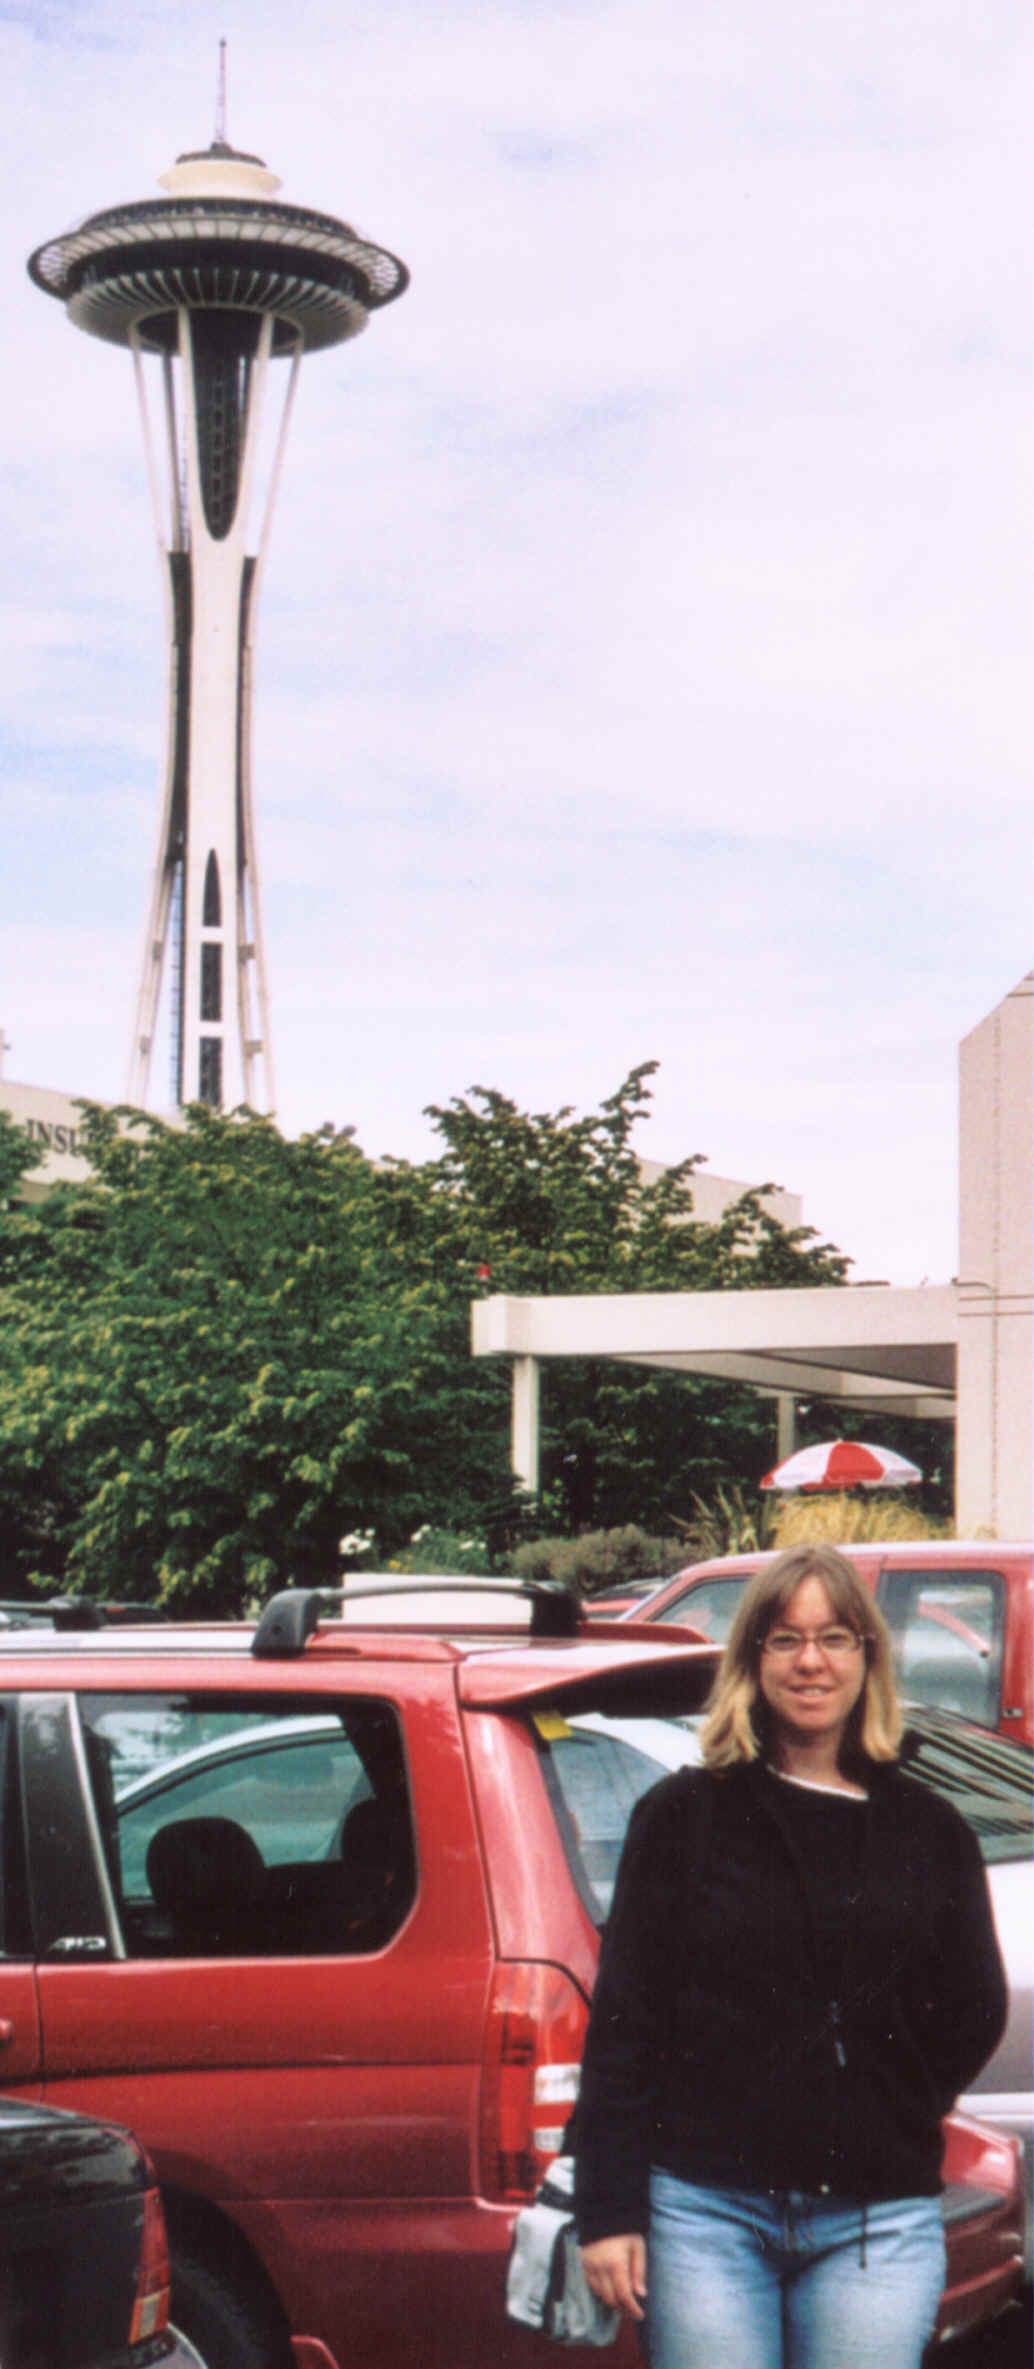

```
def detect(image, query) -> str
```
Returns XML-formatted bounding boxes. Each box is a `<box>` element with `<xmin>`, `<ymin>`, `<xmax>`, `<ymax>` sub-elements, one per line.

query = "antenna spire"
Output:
<box><xmin>214</xmin><ymin>38</ymin><xmax>228</xmax><ymax>147</ymax></box>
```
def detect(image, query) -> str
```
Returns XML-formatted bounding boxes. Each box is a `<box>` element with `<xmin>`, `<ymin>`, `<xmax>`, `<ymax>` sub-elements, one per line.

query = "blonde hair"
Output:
<box><xmin>699</xmin><ymin>1544</ymin><xmax>902</xmax><ymax>1772</ymax></box>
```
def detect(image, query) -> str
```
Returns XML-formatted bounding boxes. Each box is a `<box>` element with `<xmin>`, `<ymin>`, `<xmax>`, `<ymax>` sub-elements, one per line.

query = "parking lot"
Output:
<box><xmin>0</xmin><ymin>1592</ymin><xmax>1026</xmax><ymax>2369</ymax></box>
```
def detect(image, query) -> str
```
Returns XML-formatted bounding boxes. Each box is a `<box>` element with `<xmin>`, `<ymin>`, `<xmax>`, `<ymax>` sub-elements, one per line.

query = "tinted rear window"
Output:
<box><xmin>899</xmin><ymin>1714</ymin><xmax>1032</xmax><ymax>1866</ymax></box>
<box><xmin>533</xmin><ymin>1703</ymin><xmax>1031</xmax><ymax>1925</ymax></box>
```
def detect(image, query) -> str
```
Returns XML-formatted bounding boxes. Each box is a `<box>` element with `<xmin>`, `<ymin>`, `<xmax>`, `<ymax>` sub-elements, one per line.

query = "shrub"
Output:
<box><xmin>509</xmin><ymin>1486</ymin><xmax>951</xmax><ymax>1593</ymax></box>
<box><xmin>511</xmin><ymin>1524</ymin><xmax>686</xmax><ymax>1594</ymax></box>
<box><xmin>672</xmin><ymin>1484</ymin><xmax>770</xmax><ymax>1560</ymax></box>
<box><xmin>769</xmin><ymin>1494</ymin><xmax>950</xmax><ymax>1547</ymax></box>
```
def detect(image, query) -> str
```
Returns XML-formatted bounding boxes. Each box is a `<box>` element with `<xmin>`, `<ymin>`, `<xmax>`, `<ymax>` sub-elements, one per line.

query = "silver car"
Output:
<box><xmin>900</xmin><ymin>1709</ymin><xmax>1033</xmax><ymax>2274</ymax></box>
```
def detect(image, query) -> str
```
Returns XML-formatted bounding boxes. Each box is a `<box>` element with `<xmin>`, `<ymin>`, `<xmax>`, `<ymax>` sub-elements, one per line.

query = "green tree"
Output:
<box><xmin>0</xmin><ymin>1115</ymin><xmax>91</xmax><ymax>1579</ymax></box>
<box><xmin>0</xmin><ymin>1068</ymin><xmax>859</xmax><ymax>1611</ymax></box>
<box><xmin>0</xmin><ymin>1106</ymin><xmax>515</xmax><ymax>1607</ymax></box>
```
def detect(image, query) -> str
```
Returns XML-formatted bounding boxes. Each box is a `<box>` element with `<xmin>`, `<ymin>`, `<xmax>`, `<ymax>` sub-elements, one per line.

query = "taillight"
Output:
<box><xmin>480</xmin><ymin>1960</ymin><xmax>588</xmax><ymax>2202</ymax></box>
<box><xmin>129</xmin><ymin>2178</ymin><xmax>172</xmax><ymax>2344</ymax></box>
<box><xmin>941</xmin><ymin>2110</ymin><xmax>1023</xmax><ymax>2201</ymax></box>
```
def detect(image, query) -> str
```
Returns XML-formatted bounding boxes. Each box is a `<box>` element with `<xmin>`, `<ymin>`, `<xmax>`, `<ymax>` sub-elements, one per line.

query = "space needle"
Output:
<box><xmin>28</xmin><ymin>56</ymin><xmax>408</xmax><ymax>1113</ymax></box>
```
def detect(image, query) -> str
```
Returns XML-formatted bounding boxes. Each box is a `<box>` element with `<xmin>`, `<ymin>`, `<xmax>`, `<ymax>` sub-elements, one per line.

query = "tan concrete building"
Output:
<box><xmin>635</xmin><ymin>1163</ymin><xmax>802</xmax><ymax>1233</ymax></box>
<box><xmin>0</xmin><ymin>1076</ymin><xmax>98</xmax><ymax>1198</ymax></box>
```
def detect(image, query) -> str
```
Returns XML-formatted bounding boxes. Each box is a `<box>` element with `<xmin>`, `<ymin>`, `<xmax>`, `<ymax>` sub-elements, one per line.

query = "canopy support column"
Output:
<box><xmin>511</xmin><ymin>1355</ymin><xmax>540</xmax><ymax>1497</ymax></box>
<box><xmin>776</xmin><ymin>1392</ymin><xmax>796</xmax><ymax>1463</ymax></box>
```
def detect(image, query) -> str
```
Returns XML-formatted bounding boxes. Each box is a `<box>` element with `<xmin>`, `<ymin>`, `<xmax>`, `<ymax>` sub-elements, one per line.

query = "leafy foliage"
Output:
<box><xmin>0</xmin><ymin>1066</ymin><xmax>864</xmax><ymax>1612</ymax></box>
<box><xmin>0</xmin><ymin>1106</ymin><xmax>515</xmax><ymax>1607</ymax></box>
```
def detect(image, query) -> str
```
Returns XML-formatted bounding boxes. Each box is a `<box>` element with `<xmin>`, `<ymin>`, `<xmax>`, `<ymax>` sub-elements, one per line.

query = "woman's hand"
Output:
<box><xmin>579</xmin><ymin>2233</ymin><xmax>647</xmax><ymax>2322</ymax></box>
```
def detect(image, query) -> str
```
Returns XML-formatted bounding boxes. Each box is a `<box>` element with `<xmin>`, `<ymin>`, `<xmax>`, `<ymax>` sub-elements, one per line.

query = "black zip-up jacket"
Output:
<box><xmin>573</xmin><ymin>1760</ymin><xmax>1008</xmax><ymax>2243</ymax></box>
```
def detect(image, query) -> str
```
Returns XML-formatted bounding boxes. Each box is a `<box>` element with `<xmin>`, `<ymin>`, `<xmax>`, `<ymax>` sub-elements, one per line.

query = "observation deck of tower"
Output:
<box><xmin>28</xmin><ymin>89</ymin><xmax>408</xmax><ymax>1113</ymax></box>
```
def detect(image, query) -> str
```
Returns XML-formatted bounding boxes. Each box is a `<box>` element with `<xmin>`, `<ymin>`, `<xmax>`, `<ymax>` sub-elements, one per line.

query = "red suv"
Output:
<box><xmin>0</xmin><ymin>1585</ymin><xmax>1023</xmax><ymax>2368</ymax></box>
<box><xmin>629</xmin><ymin>1543</ymin><xmax>1033</xmax><ymax>1745</ymax></box>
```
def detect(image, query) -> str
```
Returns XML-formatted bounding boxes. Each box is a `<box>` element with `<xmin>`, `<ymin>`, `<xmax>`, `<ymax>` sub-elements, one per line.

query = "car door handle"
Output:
<box><xmin>0</xmin><ymin>2020</ymin><xmax>14</xmax><ymax>2044</ymax></box>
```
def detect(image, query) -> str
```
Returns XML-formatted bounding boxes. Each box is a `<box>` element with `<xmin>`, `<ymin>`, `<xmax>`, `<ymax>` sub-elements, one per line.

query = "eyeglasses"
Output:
<box><xmin>761</xmin><ymin>1626</ymin><xmax>864</xmax><ymax>1661</ymax></box>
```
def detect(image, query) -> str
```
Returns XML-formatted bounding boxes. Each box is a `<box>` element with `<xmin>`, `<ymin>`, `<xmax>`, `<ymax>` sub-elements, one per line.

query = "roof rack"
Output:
<box><xmin>0</xmin><ymin>1598</ymin><xmax>168</xmax><ymax>1632</ymax></box>
<box><xmin>42</xmin><ymin>1597</ymin><xmax>109</xmax><ymax>1631</ymax></box>
<box><xmin>251</xmin><ymin>1578</ymin><xmax>582</xmax><ymax>1659</ymax></box>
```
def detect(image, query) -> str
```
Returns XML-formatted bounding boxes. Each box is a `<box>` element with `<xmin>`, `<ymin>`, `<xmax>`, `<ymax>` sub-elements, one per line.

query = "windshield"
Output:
<box><xmin>534</xmin><ymin>1704</ymin><xmax>1031</xmax><ymax>1924</ymax></box>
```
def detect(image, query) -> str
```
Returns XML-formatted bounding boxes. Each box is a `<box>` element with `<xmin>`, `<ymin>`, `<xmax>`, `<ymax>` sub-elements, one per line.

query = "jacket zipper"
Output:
<box><xmin>752</xmin><ymin>1773</ymin><xmax>863</xmax><ymax>2077</ymax></box>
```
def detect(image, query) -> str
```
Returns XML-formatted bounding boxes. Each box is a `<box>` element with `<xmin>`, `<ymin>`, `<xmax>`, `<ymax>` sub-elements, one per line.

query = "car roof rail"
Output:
<box><xmin>251</xmin><ymin>1578</ymin><xmax>582</xmax><ymax>1659</ymax></box>
<box><xmin>0</xmin><ymin>1597</ymin><xmax>168</xmax><ymax>1631</ymax></box>
<box><xmin>48</xmin><ymin>1598</ymin><xmax>109</xmax><ymax>1630</ymax></box>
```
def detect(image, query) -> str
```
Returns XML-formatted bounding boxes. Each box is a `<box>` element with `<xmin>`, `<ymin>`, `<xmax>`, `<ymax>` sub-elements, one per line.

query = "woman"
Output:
<box><xmin>574</xmin><ymin>1544</ymin><xmax>1007</xmax><ymax>2369</ymax></box>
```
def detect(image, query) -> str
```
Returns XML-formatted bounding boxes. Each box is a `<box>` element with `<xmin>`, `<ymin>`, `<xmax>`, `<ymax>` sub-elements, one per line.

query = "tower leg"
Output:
<box><xmin>126</xmin><ymin>850</ymin><xmax>177</xmax><ymax>1108</ymax></box>
<box><xmin>125</xmin><ymin>549</ymin><xmax>191</xmax><ymax>1107</ymax></box>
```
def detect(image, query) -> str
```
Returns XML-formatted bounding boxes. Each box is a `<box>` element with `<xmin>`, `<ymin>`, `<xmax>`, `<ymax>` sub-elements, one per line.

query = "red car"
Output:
<box><xmin>0</xmin><ymin>1587</ymin><xmax>1022</xmax><ymax>2368</ymax></box>
<box><xmin>621</xmin><ymin>1541</ymin><xmax>1033</xmax><ymax>1746</ymax></box>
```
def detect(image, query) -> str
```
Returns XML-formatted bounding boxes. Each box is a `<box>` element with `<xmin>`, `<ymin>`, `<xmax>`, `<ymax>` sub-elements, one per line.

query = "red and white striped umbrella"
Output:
<box><xmin>760</xmin><ymin>1439</ymin><xmax>922</xmax><ymax>1493</ymax></box>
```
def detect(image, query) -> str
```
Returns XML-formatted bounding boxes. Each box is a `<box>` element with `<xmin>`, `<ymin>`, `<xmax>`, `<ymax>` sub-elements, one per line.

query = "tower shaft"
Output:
<box><xmin>128</xmin><ymin>307</ymin><xmax>281</xmax><ymax>1111</ymax></box>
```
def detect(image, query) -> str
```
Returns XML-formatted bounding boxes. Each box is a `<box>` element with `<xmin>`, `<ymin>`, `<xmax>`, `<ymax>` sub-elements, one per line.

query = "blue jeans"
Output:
<box><xmin>647</xmin><ymin>2170</ymin><xmax>946</xmax><ymax>2369</ymax></box>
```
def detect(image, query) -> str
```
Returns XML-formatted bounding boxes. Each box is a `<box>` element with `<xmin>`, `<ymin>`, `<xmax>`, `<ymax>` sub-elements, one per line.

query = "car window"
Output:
<box><xmin>533</xmin><ymin>1699</ymin><xmax>1030</xmax><ymax>1934</ymax></box>
<box><xmin>654</xmin><ymin>1576</ymin><xmax>749</xmax><ymax>1640</ymax></box>
<box><xmin>78</xmin><ymin>1694</ymin><xmax>416</xmax><ymax>1958</ymax></box>
<box><xmin>899</xmin><ymin>1716</ymin><xmax>1032</xmax><ymax>1866</ymax></box>
<box><xmin>534</xmin><ymin>1708</ymin><xmax>703</xmax><ymax>1921</ymax></box>
<box><xmin>879</xmin><ymin>1568</ymin><xmax>1005</xmax><ymax>1728</ymax></box>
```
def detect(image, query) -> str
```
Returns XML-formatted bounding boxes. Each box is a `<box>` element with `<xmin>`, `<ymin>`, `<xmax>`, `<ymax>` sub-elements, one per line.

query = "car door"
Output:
<box><xmin>0</xmin><ymin>1698</ymin><xmax>42</xmax><ymax>2090</ymax></box>
<box><xmin>27</xmin><ymin>1670</ymin><xmax>494</xmax><ymax>2223</ymax></box>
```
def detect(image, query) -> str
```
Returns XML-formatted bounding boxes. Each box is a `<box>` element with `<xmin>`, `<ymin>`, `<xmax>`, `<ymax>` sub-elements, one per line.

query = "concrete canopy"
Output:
<box><xmin>472</xmin><ymin>1282</ymin><xmax>957</xmax><ymax>1425</ymax></box>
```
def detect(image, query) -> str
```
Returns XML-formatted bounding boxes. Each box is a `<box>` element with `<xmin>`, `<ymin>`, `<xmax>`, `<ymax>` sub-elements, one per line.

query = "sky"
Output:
<box><xmin>1</xmin><ymin>0</ymin><xmax>1030</xmax><ymax>1286</ymax></box>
